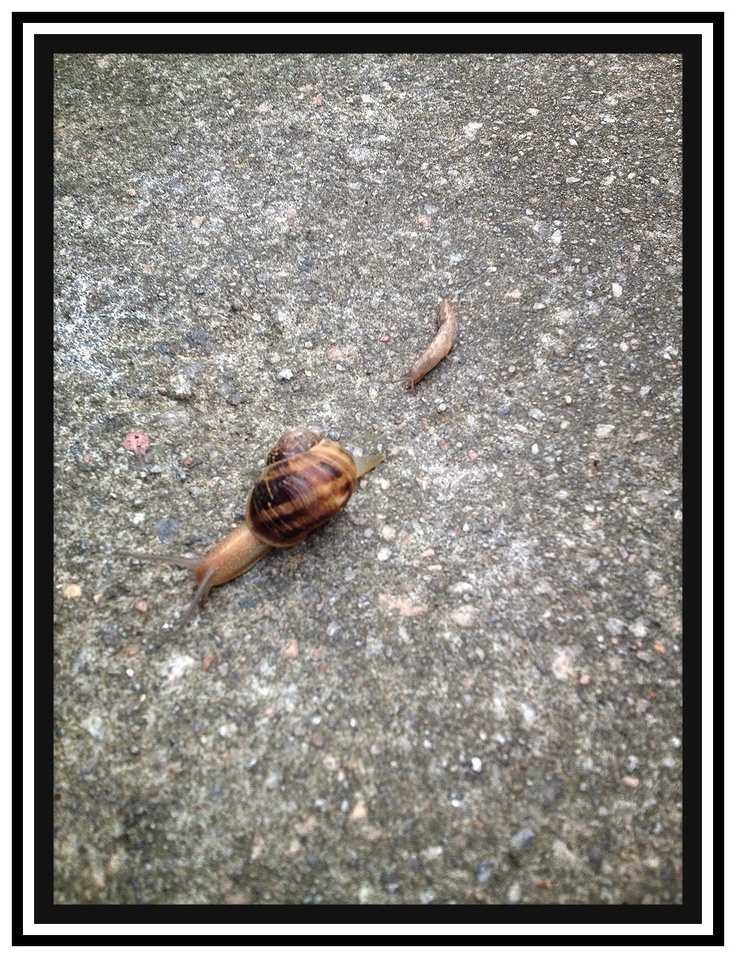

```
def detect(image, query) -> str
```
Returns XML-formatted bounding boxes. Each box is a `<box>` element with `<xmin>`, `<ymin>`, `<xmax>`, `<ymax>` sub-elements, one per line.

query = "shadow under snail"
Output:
<box><xmin>119</xmin><ymin>427</ymin><xmax>385</xmax><ymax>631</ymax></box>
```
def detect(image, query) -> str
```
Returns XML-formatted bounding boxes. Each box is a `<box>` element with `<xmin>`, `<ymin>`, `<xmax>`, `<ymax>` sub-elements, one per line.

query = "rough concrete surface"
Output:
<box><xmin>53</xmin><ymin>53</ymin><xmax>683</xmax><ymax>905</ymax></box>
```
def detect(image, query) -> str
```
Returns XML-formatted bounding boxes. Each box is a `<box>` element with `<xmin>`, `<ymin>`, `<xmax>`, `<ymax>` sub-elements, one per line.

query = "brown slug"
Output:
<box><xmin>119</xmin><ymin>427</ymin><xmax>385</xmax><ymax>631</ymax></box>
<box><xmin>403</xmin><ymin>297</ymin><xmax>459</xmax><ymax>389</ymax></box>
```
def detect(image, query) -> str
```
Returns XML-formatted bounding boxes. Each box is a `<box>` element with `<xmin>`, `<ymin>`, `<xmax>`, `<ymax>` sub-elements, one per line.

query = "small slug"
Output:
<box><xmin>118</xmin><ymin>427</ymin><xmax>385</xmax><ymax>632</ymax></box>
<box><xmin>403</xmin><ymin>298</ymin><xmax>459</xmax><ymax>389</ymax></box>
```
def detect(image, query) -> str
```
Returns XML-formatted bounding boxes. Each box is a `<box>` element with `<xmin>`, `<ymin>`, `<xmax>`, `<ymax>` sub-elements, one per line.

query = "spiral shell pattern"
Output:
<box><xmin>246</xmin><ymin>429</ymin><xmax>358</xmax><ymax>547</ymax></box>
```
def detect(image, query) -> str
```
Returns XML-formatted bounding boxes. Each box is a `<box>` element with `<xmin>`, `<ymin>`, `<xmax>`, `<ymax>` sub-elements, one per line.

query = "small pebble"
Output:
<box><xmin>186</xmin><ymin>325</ymin><xmax>209</xmax><ymax>346</ymax></box>
<box><xmin>277</xmin><ymin>368</ymin><xmax>293</xmax><ymax>380</ymax></box>
<box><xmin>551</xmin><ymin>649</ymin><xmax>573</xmax><ymax>680</ymax></box>
<box><xmin>450</xmin><ymin>605</ymin><xmax>478</xmax><ymax>628</ymax></box>
<box><xmin>519</xmin><ymin>702</ymin><xmax>536</xmax><ymax>725</ymax></box>
<box><xmin>63</xmin><ymin>584</ymin><xmax>81</xmax><ymax>599</ymax></box>
<box><xmin>553</xmin><ymin>840</ymin><xmax>576</xmax><ymax>862</ymax></box>
<box><xmin>350</xmin><ymin>800</ymin><xmax>368</xmax><ymax>821</ymax></box>
<box><xmin>81</xmin><ymin>715</ymin><xmax>105</xmax><ymax>741</ymax></box>
<box><xmin>510</xmin><ymin>827</ymin><xmax>536</xmax><ymax>853</ymax></box>
<box><xmin>282</xmin><ymin>639</ymin><xmax>299</xmax><ymax>659</ymax></box>
<box><xmin>201</xmin><ymin>651</ymin><xmax>216</xmax><ymax>671</ymax></box>
<box><xmin>476</xmin><ymin>861</ymin><xmax>494</xmax><ymax>884</ymax></box>
<box><xmin>154</xmin><ymin>518</ymin><xmax>179</xmax><ymax>543</ymax></box>
<box><xmin>539</xmin><ymin>777</ymin><xmax>565</xmax><ymax>807</ymax></box>
<box><xmin>169</xmin><ymin>374</ymin><xmax>193</xmax><ymax>400</ymax></box>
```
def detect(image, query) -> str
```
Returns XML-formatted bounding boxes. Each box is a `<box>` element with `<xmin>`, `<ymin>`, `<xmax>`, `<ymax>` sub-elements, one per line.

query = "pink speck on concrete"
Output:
<box><xmin>122</xmin><ymin>431</ymin><xmax>151</xmax><ymax>456</ymax></box>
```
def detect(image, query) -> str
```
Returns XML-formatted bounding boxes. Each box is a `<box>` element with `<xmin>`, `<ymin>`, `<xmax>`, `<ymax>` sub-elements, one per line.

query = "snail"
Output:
<box><xmin>119</xmin><ymin>427</ymin><xmax>385</xmax><ymax>631</ymax></box>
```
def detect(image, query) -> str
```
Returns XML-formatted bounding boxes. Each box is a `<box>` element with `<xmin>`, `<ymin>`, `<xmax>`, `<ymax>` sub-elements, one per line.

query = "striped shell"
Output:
<box><xmin>245</xmin><ymin>428</ymin><xmax>358</xmax><ymax>547</ymax></box>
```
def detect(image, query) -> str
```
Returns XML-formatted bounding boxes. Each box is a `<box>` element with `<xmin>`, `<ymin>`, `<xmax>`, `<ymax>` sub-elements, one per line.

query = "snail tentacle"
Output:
<box><xmin>114</xmin><ymin>549</ymin><xmax>201</xmax><ymax>571</ymax></box>
<box><xmin>170</xmin><ymin>567</ymin><xmax>217</xmax><ymax>634</ymax></box>
<box><xmin>354</xmin><ymin>453</ymin><xmax>385</xmax><ymax>479</ymax></box>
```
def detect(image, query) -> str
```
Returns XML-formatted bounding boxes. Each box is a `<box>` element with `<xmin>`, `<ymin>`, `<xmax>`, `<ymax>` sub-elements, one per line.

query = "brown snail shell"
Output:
<box><xmin>246</xmin><ymin>427</ymin><xmax>359</xmax><ymax>547</ymax></box>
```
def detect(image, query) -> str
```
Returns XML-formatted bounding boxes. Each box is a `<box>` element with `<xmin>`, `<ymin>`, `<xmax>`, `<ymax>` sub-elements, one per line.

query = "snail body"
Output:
<box><xmin>119</xmin><ymin>428</ymin><xmax>384</xmax><ymax>631</ymax></box>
